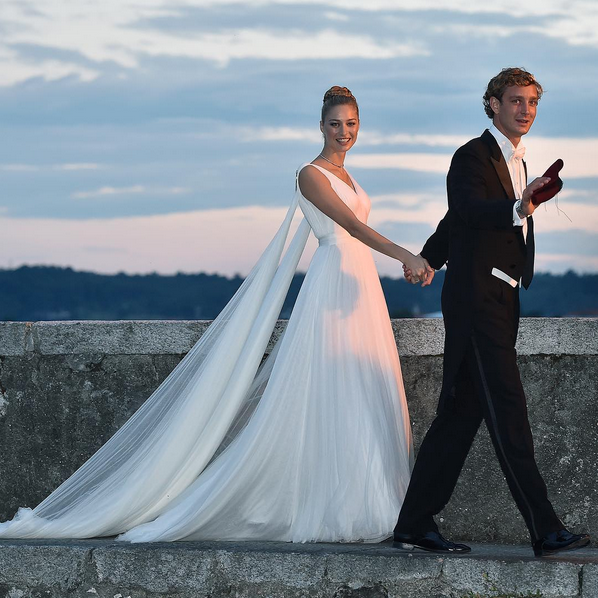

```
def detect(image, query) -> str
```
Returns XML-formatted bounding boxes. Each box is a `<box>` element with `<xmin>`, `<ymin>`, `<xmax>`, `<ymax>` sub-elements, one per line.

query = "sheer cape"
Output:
<box><xmin>0</xmin><ymin>193</ymin><xmax>310</xmax><ymax>539</ymax></box>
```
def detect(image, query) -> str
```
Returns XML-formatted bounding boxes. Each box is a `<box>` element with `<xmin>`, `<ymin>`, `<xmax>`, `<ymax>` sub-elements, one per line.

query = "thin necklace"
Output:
<box><xmin>318</xmin><ymin>153</ymin><xmax>344</xmax><ymax>169</ymax></box>
<box><xmin>318</xmin><ymin>152</ymin><xmax>356</xmax><ymax>192</ymax></box>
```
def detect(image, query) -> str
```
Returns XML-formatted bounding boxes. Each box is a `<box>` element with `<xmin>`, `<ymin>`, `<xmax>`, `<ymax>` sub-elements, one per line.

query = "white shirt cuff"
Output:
<box><xmin>491</xmin><ymin>267</ymin><xmax>519</xmax><ymax>288</ymax></box>
<box><xmin>513</xmin><ymin>201</ymin><xmax>526</xmax><ymax>226</ymax></box>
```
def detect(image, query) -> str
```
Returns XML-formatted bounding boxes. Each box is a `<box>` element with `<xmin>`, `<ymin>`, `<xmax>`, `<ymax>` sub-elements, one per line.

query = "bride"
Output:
<box><xmin>0</xmin><ymin>86</ymin><xmax>431</xmax><ymax>543</ymax></box>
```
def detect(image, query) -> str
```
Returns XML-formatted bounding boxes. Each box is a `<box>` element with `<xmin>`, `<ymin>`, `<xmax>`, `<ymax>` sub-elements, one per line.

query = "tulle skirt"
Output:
<box><xmin>119</xmin><ymin>236</ymin><xmax>412</xmax><ymax>543</ymax></box>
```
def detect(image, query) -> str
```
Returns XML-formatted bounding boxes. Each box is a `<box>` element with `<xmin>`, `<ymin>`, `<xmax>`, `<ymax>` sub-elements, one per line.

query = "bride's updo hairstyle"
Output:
<box><xmin>321</xmin><ymin>86</ymin><xmax>359</xmax><ymax>121</ymax></box>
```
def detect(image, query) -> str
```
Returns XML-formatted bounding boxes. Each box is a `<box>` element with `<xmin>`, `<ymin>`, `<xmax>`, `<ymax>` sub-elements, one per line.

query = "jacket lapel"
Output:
<box><xmin>482</xmin><ymin>129</ymin><xmax>516</xmax><ymax>200</ymax></box>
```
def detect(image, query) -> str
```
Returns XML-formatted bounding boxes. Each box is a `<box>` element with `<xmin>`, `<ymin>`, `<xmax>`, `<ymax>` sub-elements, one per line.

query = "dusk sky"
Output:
<box><xmin>1</xmin><ymin>0</ymin><xmax>597</xmax><ymax>278</ymax></box>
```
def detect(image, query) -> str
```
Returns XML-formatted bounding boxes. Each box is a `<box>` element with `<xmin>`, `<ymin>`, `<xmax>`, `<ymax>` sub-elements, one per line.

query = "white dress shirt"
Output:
<box><xmin>488</xmin><ymin>124</ymin><xmax>528</xmax><ymax>237</ymax></box>
<box><xmin>488</xmin><ymin>124</ymin><xmax>529</xmax><ymax>287</ymax></box>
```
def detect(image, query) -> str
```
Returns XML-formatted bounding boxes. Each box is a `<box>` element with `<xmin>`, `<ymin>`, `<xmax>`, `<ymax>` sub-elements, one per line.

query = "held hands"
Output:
<box><xmin>403</xmin><ymin>254</ymin><xmax>435</xmax><ymax>287</ymax></box>
<box><xmin>520</xmin><ymin>176</ymin><xmax>551</xmax><ymax>216</ymax></box>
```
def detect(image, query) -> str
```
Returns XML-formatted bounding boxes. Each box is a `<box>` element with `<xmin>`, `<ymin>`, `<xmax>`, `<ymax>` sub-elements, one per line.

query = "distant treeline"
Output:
<box><xmin>1</xmin><ymin>266</ymin><xmax>597</xmax><ymax>321</ymax></box>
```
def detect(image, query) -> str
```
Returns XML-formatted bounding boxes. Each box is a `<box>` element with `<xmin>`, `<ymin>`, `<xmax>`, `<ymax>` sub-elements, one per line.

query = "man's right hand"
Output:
<box><xmin>521</xmin><ymin>176</ymin><xmax>551</xmax><ymax>216</ymax></box>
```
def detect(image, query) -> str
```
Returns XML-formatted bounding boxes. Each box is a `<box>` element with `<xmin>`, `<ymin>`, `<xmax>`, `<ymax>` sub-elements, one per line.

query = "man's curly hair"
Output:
<box><xmin>483</xmin><ymin>67</ymin><xmax>543</xmax><ymax>119</ymax></box>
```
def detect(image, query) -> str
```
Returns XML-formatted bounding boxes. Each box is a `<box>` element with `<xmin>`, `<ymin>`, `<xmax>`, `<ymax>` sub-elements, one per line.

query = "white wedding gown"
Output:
<box><xmin>0</xmin><ymin>163</ymin><xmax>412</xmax><ymax>543</ymax></box>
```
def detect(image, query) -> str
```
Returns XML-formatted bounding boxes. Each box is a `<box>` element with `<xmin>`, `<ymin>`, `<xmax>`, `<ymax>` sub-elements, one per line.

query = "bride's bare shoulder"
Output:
<box><xmin>298</xmin><ymin>163</ymin><xmax>327</xmax><ymax>188</ymax></box>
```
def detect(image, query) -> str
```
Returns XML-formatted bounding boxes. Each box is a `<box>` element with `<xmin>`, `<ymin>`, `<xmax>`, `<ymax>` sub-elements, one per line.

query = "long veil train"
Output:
<box><xmin>0</xmin><ymin>194</ymin><xmax>311</xmax><ymax>539</ymax></box>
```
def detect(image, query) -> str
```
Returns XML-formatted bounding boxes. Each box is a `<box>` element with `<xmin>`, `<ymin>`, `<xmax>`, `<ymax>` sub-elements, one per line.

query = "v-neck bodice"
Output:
<box><xmin>296</xmin><ymin>163</ymin><xmax>371</xmax><ymax>246</ymax></box>
<box><xmin>315</xmin><ymin>162</ymin><xmax>357</xmax><ymax>193</ymax></box>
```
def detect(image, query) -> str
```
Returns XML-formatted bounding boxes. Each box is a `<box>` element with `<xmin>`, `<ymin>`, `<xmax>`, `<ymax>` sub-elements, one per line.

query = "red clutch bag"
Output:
<box><xmin>531</xmin><ymin>159</ymin><xmax>563</xmax><ymax>206</ymax></box>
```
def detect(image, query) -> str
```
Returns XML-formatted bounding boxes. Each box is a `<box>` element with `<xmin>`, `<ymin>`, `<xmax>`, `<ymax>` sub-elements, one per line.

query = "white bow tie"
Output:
<box><xmin>512</xmin><ymin>146</ymin><xmax>526</xmax><ymax>161</ymax></box>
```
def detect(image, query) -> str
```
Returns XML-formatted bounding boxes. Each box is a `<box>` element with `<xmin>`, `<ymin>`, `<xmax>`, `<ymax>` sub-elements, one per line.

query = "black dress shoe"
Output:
<box><xmin>533</xmin><ymin>529</ymin><xmax>590</xmax><ymax>557</ymax></box>
<box><xmin>393</xmin><ymin>531</ymin><xmax>471</xmax><ymax>554</ymax></box>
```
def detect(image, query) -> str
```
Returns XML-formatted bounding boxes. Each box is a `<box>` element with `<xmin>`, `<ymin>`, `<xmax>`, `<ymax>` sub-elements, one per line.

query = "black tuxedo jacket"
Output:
<box><xmin>421</xmin><ymin>129</ymin><xmax>534</xmax><ymax>398</ymax></box>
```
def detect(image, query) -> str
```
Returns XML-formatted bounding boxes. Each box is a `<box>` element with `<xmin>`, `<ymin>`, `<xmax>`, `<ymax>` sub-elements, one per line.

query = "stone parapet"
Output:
<box><xmin>1</xmin><ymin>317</ymin><xmax>596</xmax><ymax>356</ymax></box>
<box><xmin>0</xmin><ymin>539</ymin><xmax>597</xmax><ymax>597</ymax></box>
<box><xmin>0</xmin><ymin>318</ymin><xmax>596</xmax><ymax>545</ymax></box>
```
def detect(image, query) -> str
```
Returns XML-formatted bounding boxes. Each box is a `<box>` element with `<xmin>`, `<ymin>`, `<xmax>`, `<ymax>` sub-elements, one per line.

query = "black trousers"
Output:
<box><xmin>395</xmin><ymin>286</ymin><xmax>562</xmax><ymax>542</ymax></box>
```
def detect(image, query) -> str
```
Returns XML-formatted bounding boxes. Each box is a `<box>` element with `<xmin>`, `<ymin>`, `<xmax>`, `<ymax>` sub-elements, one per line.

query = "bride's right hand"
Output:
<box><xmin>403</xmin><ymin>253</ymin><xmax>429</xmax><ymax>284</ymax></box>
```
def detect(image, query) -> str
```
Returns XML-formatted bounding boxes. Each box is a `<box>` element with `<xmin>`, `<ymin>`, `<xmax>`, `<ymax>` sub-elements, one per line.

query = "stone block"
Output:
<box><xmin>392</xmin><ymin>318</ymin><xmax>445</xmax><ymax>356</ymax></box>
<box><xmin>582</xmin><ymin>562</ymin><xmax>598</xmax><ymax>597</ymax></box>
<box><xmin>92</xmin><ymin>542</ymin><xmax>215</xmax><ymax>594</ymax></box>
<box><xmin>325</xmin><ymin>549</ymin><xmax>445</xmax><ymax>597</ymax></box>
<box><xmin>0</xmin><ymin>540</ymin><xmax>91</xmax><ymax>593</ymax></box>
<box><xmin>33</xmin><ymin>321</ymin><xmax>210</xmax><ymax>356</ymax></box>
<box><xmin>516</xmin><ymin>317</ymin><xmax>598</xmax><ymax>355</ymax></box>
<box><xmin>0</xmin><ymin>323</ymin><xmax>32</xmax><ymax>356</ymax></box>
<box><xmin>443</xmin><ymin>554</ymin><xmax>581</xmax><ymax>597</ymax></box>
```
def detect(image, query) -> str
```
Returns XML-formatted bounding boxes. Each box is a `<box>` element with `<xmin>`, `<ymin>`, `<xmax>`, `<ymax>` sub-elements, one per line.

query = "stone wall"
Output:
<box><xmin>0</xmin><ymin>318</ymin><xmax>596</xmax><ymax>544</ymax></box>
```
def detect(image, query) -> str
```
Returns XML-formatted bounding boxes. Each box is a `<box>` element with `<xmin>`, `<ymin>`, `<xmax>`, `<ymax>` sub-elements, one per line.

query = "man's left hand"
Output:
<box><xmin>521</xmin><ymin>176</ymin><xmax>551</xmax><ymax>216</ymax></box>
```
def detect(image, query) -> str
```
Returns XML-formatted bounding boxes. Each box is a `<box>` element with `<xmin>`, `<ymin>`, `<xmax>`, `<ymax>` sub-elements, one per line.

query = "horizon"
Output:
<box><xmin>3</xmin><ymin>263</ymin><xmax>596</xmax><ymax>280</ymax></box>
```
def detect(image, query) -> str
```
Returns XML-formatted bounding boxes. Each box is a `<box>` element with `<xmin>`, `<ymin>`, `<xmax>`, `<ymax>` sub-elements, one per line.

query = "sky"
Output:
<box><xmin>1</xmin><ymin>0</ymin><xmax>597</xmax><ymax>278</ymax></box>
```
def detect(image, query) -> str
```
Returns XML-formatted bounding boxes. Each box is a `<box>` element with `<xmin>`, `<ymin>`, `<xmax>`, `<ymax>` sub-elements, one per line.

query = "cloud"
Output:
<box><xmin>425</xmin><ymin>11</ymin><xmax>598</xmax><ymax>49</ymax></box>
<box><xmin>366</xmin><ymin>191</ymin><xmax>598</xmax><ymax>237</ymax></box>
<box><xmin>0</xmin><ymin>46</ymin><xmax>99</xmax><ymax>86</ymax></box>
<box><xmin>243</xmin><ymin>127</ymin><xmax>321</xmax><ymax>143</ymax></box>
<box><xmin>55</xmin><ymin>163</ymin><xmax>102</xmax><ymax>171</ymax></box>
<box><xmin>0</xmin><ymin>163</ymin><xmax>103</xmax><ymax>172</ymax></box>
<box><xmin>1</xmin><ymin>194</ymin><xmax>595</xmax><ymax>277</ymax></box>
<box><xmin>359</xmin><ymin>132</ymin><xmax>469</xmax><ymax>148</ymax></box>
<box><xmin>1</xmin><ymin>1</ymin><xmax>430</xmax><ymax>84</ymax></box>
<box><xmin>243</xmin><ymin>126</ymin><xmax>469</xmax><ymax>148</ymax></box>
<box><xmin>0</xmin><ymin>163</ymin><xmax>39</xmax><ymax>172</ymax></box>
<box><xmin>72</xmin><ymin>185</ymin><xmax>190</xmax><ymax>199</ymax></box>
<box><xmin>0</xmin><ymin>60</ymin><xmax>99</xmax><ymax>87</ymax></box>
<box><xmin>529</xmin><ymin>201</ymin><xmax>598</xmax><ymax>233</ymax></box>
<box><xmin>348</xmin><ymin>153</ymin><xmax>452</xmax><ymax>174</ymax></box>
<box><xmin>370</xmin><ymin>192</ymin><xmax>441</xmax><ymax>210</ymax></box>
<box><xmin>82</xmin><ymin>245</ymin><xmax>130</xmax><ymax>254</ymax></box>
<box><xmin>0</xmin><ymin>206</ymin><xmax>315</xmax><ymax>276</ymax></box>
<box><xmin>343</xmin><ymin>137</ymin><xmax>598</xmax><ymax>179</ymax></box>
<box><xmin>535</xmin><ymin>253</ymin><xmax>598</xmax><ymax>274</ymax></box>
<box><xmin>557</xmin><ymin>189</ymin><xmax>597</xmax><ymax>205</ymax></box>
<box><xmin>324</xmin><ymin>11</ymin><xmax>350</xmax><ymax>22</ymax></box>
<box><xmin>530</xmin><ymin>7</ymin><xmax>598</xmax><ymax>49</ymax></box>
<box><xmin>367</xmin><ymin>200</ymin><xmax>448</xmax><ymax>229</ymax></box>
<box><xmin>375</xmin><ymin>220</ymin><xmax>436</xmax><ymax>244</ymax></box>
<box><xmin>1</xmin><ymin>0</ymin><xmax>597</xmax><ymax>90</ymax></box>
<box><xmin>524</xmin><ymin>137</ymin><xmax>598</xmax><ymax>179</ymax></box>
<box><xmin>237</xmin><ymin>127</ymin><xmax>596</xmax><ymax>183</ymax></box>
<box><xmin>237</xmin><ymin>128</ymin><xmax>597</xmax><ymax>179</ymax></box>
<box><xmin>254</xmin><ymin>0</ymin><xmax>598</xmax><ymax>49</ymax></box>
<box><xmin>125</xmin><ymin>28</ymin><xmax>429</xmax><ymax>67</ymax></box>
<box><xmin>535</xmin><ymin>229</ymin><xmax>598</xmax><ymax>257</ymax></box>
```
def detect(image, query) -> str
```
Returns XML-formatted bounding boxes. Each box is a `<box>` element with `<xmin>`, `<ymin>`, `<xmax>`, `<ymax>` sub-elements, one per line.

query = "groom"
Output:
<box><xmin>394</xmin><ymin>67</ymin><xmax>590</xmax><ymax>557</ymax></box>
